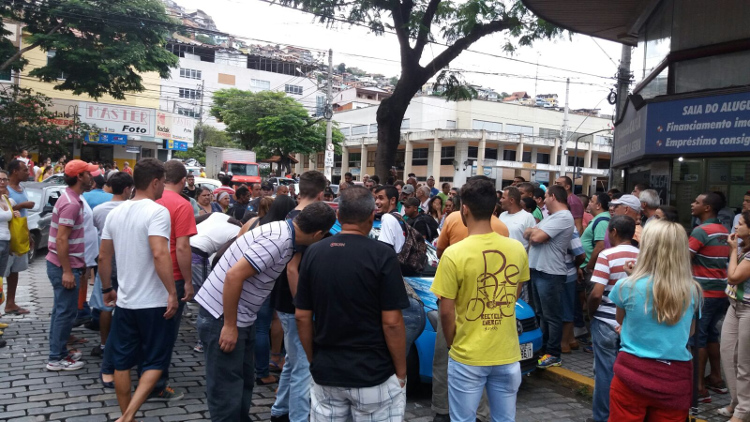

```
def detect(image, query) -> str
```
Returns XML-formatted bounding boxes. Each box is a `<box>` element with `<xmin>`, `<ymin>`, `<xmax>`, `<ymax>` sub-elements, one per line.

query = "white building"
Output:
<box><xmin>304</xmin><ymin>96</ymin><xmax>613</xmax><ymax>193</ymax></box>
<box><xmin>161</xmin><ymin>42</ymin><xmax>325</xmax><ymax>129</ymax></box>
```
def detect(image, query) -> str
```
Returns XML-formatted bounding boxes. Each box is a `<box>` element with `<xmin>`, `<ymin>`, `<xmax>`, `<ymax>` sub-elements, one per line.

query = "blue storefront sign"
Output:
<box><xmin>164</xmin><ymin>139</ymin><xmax>188</xmax><ymax>152</ymax></box>
<box><xmin>614</xmin><ymin>91</ymin><xmax>750</xmax><ymax>166</ymax></box>
<box><xmin>85</xmin><ymin>133</ymin><xmax>128</xmax><ymax>145</ymax></box>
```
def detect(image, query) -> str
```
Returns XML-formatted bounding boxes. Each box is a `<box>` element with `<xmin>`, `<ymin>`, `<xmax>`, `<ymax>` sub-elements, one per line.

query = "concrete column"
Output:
<box><xmin>294</xmin><ymin>153</ymin><xmax>303</xmax><ymax>175</ymax></box>
<box><xmin>477</xmin><ymin>131</ymin><xmax>486</xmax><ymax>177</ymax></box>
<box><xmin>404</xmin><ymin>135</ymin><xmax>413</xmax><ymax>178</ymax></box>
<box><xmin>531</xmin><ymin>147</ymin><xmax>539</xmax><ymax>164</ymax></box>
<box><xmin>514</xmin><ymin>134</ymin><xmax>525</xmax><ymax>177</ymax></box>
<box><xmin>582</xmin><ymin>142</ymin><xmax>594</xmax><ymax>194</ymax></box>
<box><xmin>341</xmin><ymin>147</ymin><xmax>349</xmax><ymax>177</ymax></box>
<box><xmin>550</xmin><ymin>137</ymin><xmax>560</xmax><ymax>184</ymax></box>
<box><xmin>360</xmin><ymin>142</ymin><xmax>368</xmax><ymax>178</ymax></box>
<box><xmin>453</xmin><ymin>141</ymin><xmax>470</xmax><ymax>187</ymax></box>
<box><xmin>308</xmin><ymin>153</ymin><xmax>315</xmax><ymax>172</ymax></box>
<box><xmin>427</xmin><ymin>131</ymin><xmax>441</xmax><ymax>180</ymax></box>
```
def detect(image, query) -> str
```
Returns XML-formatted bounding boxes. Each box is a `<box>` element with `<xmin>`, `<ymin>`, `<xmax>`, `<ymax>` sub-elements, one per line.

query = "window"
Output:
<box><xmin>369</xmin><ymin>123</ymin><xmax>378</xmax><ymax>133</ymax></box>
<box><xmin>472</xmin><ymin>120</ymin><xmax>502</xmax><ymax>132</ymax></box>
<box><xmin>179</xmin><ymin>88</ymin><xmax>201</xmax><ymax>100</ymax></box>
<box><xmin>367</xmin><ymin>151</ymin><xmax>377</xmax><ymax>167</ymax></box>
<box><xmin>439</xmin><ymin>177</ymin><xmax>454</xmax><ymax>183</ymax></box>
<box><xmin>485</xmin><ymin>148</ymin><xmax>498</xmax><ymax>160</ymax></box>
<box><xmin>468</xmin><ymin>146</ymin><xmax>478</xmax><ymax>159</ymax></box>
<box><xmin>0</xmin><ymin>69</ymin><xmax>11</xmax><ymax>82</ymax></box>
<box><xmin>180</xmin><ymin>68</ymin><xmax>202</xmax><ymax>80</ymax></box>
<box><xmin>285</xmin><ymin>84</ymin><xmax>303</xmax><ymax>95</ymax></box>
<box><xmin>334</xmin><ymin>154</ymin><xmax>342</xmax><ymax>167</ymax></box>
<box><xmin>567</xmin><ymin>156</ymin><xmax>585</xmax><ymax>167</ymax></box>
<box><xmin>537</xmin><ymin>153</ymin><xmax>550</xmax><ymax>164</ymax></box>
<box><xmin>251</xmin><ymin>79</ymin><xmax>270</xmax><ymax>90</ymax></box>
<box><xmin>506</xmin><ymin>124</ymin><xmax>534</xmax><ymax>135</ymax></box>
<box><xmin>351</xmin><ymin>125</ymin><xmax>368</xmax><ymax>136</ymax></box>
<box><xmin>341</xmin><ymin>127</ymin><xmax>351</xmax><ymax>136</ymax></box>
<box><xmin>539</xmin><ymin>128</ymin><xmax>561</xmax><ymax>139</ymax></box>
<box><xmin>348</xmin><ymin>153</ymin><xmax>361</xmax><ymax>168</ymax></box>
<box><xmin>446</xmin><ymin>120</ymin><xmax>457</xmax><ymax>129</ymax></box>
<box><xmin>503</xmin><ymin>150</ymin><xmax>517</xmax><ymax>161</ymax></box>
<box><xmin>522</xmin><ymin>151</ymin><xmax>531</xmax><ymax>162</ymax></box>
<box><xmin>412</xmin><ymin>148</ymin><xmax>428</xmax><ymax>166</ymax></box>
<box><xmin>401</xmin><ymin>119</ymin><xmax>410</xmax><ymax>129</ymax></box>
<box><xmin>597</xmin><ymin>158</ymin><xmax>611</xmax><ymax>169</ymax></box>
<box><xmin>440</xmin><ymin>146</ymin><xmax>455</xmax><ymax>165</ymax></box>
<box><xmin>46</xmin><ymin>50</ymin><xmax>67</xmax><ymax>80</ymax></box>
<box><xmin>177</xmin><ymin>107</ymin><xmax>199</xmax><ymax>118</ymax></box>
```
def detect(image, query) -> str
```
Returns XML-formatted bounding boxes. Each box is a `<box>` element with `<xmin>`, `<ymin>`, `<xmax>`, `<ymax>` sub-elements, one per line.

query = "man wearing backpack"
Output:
<box><xmin>403</xmin><ymin>197</ymin><xmax>438</xmax><ymax>243</ymax></box>
<box><xmin>375</xmin><ymin>185</ymin><xmax>427</xmax><ymax>276</ymax></box>
<box><xmin>580</xmin><ymin>193</ymin><xmax>611</xmax><ymax>282</ymax></box>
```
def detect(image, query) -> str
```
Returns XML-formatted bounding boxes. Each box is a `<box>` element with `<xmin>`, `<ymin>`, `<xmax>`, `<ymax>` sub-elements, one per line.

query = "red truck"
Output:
<box><xmin>205</xmin><ymin>146</ymin><xmax>261</xmax><ymax>185</ymax></box>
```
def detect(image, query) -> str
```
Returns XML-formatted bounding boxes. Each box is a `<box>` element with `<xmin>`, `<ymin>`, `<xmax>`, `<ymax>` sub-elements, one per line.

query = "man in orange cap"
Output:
<box><xmin>46</xmin><ymin>159</ymin><xmax>98</xmax><ymax>371</ymax></box>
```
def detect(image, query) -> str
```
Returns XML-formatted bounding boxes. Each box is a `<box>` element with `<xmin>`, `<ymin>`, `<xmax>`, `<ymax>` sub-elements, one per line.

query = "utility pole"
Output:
<box><xmin>323</xmin><ymin>48</ymin><xmax>334</xmax><ymax>182</ymax></box>
<box><xmin>616</xmin><ymin>45</ymin><xmax>632</xmax><ymax>121</ymax></box>
<box><xmin>196</xmin><ymin>79</ymin><xmax>205</xmax><ymax>146</ymax></box>
<box><xmin>559</xmin><ymin>78</ymin><xmax>570</xmax><ymax>172</ymax></box>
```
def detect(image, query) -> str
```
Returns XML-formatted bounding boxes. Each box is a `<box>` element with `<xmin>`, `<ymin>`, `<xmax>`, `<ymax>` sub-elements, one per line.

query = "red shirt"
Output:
<box><xmin>156</xmin><ymin>190</ymin><xmax>197</xmax><ymax>281</ymax></box>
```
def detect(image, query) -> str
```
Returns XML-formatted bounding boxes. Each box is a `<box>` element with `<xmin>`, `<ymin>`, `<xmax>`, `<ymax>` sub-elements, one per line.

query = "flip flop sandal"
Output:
<box><xmin>5</xmin><ymin>308</ymin><xmax>30</xmax><ymax>315</ymax></box>
<box><xmin>705</xmin><ymin>378</ymin><xmax>729</xmax><ymax>394</ymax></box>
<box><xmin>67</xmin><ymin>336</ymin><xmax>88</xmax><ymax>345</ymax></box>
<box><xmin>256</xmin><ymin>375</ymin><xmax>279</xmax><ymax>386</ymax></box>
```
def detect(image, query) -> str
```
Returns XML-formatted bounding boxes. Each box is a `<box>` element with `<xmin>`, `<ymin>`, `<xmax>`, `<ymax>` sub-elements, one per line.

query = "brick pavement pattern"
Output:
<box><xmin>0</xmin><ymin>257</ymin><xmax>604</xmax><ymax>421</ymax></box>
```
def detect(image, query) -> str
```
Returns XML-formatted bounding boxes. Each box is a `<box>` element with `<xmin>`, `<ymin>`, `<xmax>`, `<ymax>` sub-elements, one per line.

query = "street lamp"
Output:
<box><xmin>568</xmin><ymin>128</ymin><xmax>613</xmax><ymax>180</ymax></box>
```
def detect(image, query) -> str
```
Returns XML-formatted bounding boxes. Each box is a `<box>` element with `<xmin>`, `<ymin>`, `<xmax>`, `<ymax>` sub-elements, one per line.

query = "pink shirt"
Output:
<box><xmin>46</xmin><ymin>187</ymin><xmax>86</xmax><ymax>268</ymax></box>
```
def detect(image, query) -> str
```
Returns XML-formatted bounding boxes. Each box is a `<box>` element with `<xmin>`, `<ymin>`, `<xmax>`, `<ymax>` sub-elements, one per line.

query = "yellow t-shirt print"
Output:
<box><xmin>432</xmin><ymin>232</ymin><xmax>529</xmax><ymax>366</ymax></box>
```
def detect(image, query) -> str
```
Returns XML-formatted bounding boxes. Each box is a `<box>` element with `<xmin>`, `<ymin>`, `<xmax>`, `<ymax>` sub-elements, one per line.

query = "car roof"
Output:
<box><xmin>21</xmin><ymin>182</ymin><xmax>62</xmax><ymax>190</ymax></box>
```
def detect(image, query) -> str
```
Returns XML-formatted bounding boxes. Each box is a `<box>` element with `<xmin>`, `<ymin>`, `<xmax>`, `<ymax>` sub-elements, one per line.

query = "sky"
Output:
<box><xmin>172</xmin><ymin>0</ymin><xmax>625</xmax><ymax>113</ymax></box>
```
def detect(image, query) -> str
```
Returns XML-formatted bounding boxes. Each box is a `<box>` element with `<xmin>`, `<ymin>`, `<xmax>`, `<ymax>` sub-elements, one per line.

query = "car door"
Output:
<box><xmin>38</xmin><ymin>188</ymin><xmax>61</xmax><ymax>248</ymax></box>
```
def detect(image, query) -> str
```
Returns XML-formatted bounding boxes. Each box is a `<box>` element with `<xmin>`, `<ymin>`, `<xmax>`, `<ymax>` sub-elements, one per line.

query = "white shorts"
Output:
<box><xmin>311</xmin><ymin>374</ymin><xmax>406</xmax><ymax>422</ymax></box>
<box><xmin>4</xmin><ymin>253</ymin><xmax>29</xmax><ymax>277</ymax></box>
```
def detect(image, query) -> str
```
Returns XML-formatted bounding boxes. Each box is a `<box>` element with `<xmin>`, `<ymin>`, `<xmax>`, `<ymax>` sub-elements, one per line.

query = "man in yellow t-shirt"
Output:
<box><xmin>431</xmin><ymin>177</ymin><xmax>529</xmax><ymax>422</ymax></box>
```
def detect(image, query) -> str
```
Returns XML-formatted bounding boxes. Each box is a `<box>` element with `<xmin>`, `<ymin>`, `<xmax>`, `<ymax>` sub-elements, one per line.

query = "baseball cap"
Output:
<box><xmin>401</xmin><ymin>184</ymin><xmax>415</xmax><ymax>195</ymax></box>
<box><xmin>611</xmin><ymin>194</ymin><xmax>641</xmax><ymax>211</ymax></box>
<box><xmin>64</xmin><ymin>160</ymin><xmax>99</xmax><ymax>177</ymax></box>
<box><xmin>261</xmin><ymin>182</ymin><xmax>274</xmax><ymax>191</ymax></box>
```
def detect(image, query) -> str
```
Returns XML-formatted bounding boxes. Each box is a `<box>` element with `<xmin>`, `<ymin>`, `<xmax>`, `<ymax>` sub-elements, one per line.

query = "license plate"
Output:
<box><xmin>520</xmin><ymin>342</ymin><xmax>534</xmax><ymax>360</ymax></box>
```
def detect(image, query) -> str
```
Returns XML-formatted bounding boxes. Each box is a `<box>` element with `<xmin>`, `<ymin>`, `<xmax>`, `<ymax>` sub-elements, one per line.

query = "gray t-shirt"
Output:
<box><xmin>528</xmin><ymin>209</ymin><xmax>574</xmax><ymax>276</ymax></box>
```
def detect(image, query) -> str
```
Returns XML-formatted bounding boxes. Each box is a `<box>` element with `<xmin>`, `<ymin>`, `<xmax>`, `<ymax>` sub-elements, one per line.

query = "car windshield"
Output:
<box><xmin>25</xmin><ymin>189</ymin><xmax>42</xmax><ymax>212</ymax></box>
<box><xmin>278</xmin><ymin>179</ymin><xmax>295</xmax><ymax>186</ymax></box>
<box><xmin>228</xmin><ymin>163</ymin><xmax>259</xmax><ymax>176</ymax></box>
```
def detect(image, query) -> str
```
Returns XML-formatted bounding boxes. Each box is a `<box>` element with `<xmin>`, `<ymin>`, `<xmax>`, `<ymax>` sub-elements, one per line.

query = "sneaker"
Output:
<box><xmin>698</xmin><ymin>390</ymin><xmax>711</xmax><ymax>403</ymax></box>
<box><xmin>537</xmin><ymin>354</ymin><xmax>562</xmax><ymax>369</ymax></box>
<box><xmin>0</xmin><ymin>322</ymin><xmax>9</xmax><ymax>329</ymax></box>
<box><xmin>68</xmin><ymin>350</ymin><xmax>83</xmax><ymax>361</ymax></box>
<box><xmin>91</xmin><ymin>344</ymin><xmax>104</xmax><ymax>357</ymax></box>
<box><xmin>46</xmin><ymin>357</ymin><xmax>84</xmax><ymax>371</ymax></box>
<box><xmin>148</xmin><ymin>386</ymin><xmax>184</xmax><ymax>402</ymax></box>
<box><xmin>193</xmin><ymin>341</ymin><xmax>204</xmax><ymax>353</ymax></box>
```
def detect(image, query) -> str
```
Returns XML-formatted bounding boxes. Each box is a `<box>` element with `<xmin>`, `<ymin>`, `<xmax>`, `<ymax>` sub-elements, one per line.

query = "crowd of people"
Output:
<box><xmin>1</xmin><ymin>150</ymin><xmax>750</xmax><ymax>422</ymax></box>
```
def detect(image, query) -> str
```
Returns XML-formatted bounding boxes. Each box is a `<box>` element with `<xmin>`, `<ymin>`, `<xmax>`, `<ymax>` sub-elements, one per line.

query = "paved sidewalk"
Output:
<box><xmin>0</xmin><ymin>257</ymin><xmax>598</xmax><ymax>422</ymax></box>
<box><xmin>553</xmin><ymin>334</ymin><xmax>731</xmax><ymax>422</ymax></box>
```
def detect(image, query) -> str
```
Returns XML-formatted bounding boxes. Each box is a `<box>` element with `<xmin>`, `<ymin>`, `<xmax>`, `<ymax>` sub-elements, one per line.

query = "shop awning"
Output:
<box><xmin>521</xmin><ymin>0</ymin><xmax>652</xmax><ymax>45</ymax></box>
<box><xmin>260</xmin><ymin>155</ymin><xmax>299</xmax><ymax>164</ymax></box>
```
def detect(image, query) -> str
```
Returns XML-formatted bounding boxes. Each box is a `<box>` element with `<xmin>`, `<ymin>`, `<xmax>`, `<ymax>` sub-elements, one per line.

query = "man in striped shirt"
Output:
<box><xmin>587</xmin><ymin>215</ymin><xmax>638</xmax><ymax>422</ymax></box>
<box><xmin>195</xmin><ymin>202</ymin><xmax>336</xmax><ymax>422</ymax></box>
<box><xmin>689</xmin><ymin>192</ymin><xmax>730</xmax><ymax>403</ymax></box>
<box><xmin>45</xmin><ymin>160</ymin><xmax>98</xmax><ymax>371</ymax></box>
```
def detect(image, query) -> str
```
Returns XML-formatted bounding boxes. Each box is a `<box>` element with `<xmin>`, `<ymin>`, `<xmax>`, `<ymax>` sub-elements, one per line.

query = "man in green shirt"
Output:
<box><xmin>436</xmin><ymin>182</ymin><xmax>450</xmax><ymax>210</ymax></box>
<box><xmin>580</xmin><ymin>193</ymin><xmax>611</xmax><ymax>276</ymax></box>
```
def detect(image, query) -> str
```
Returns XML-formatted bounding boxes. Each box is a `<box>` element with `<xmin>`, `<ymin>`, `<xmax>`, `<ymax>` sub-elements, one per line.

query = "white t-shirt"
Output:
<box><xmin>0</xmin><ymin>196</ymin><xmax>16</xmax><ymax>241</ymax></box>
<box><xmin>379</xmin><ymin>212</ymin><xmax>405</xmax><ymax>253</ymax></box>
<box><xmin>499</xmin><ymin>209</ymin><xmax>537</xmax><ymax>249</ymax></box>
<box><xmin>81</xmin><ymin>197</ymin><xmax>99</xmax><ymax>267</ymax></box>
<box><xmin>102</xmin><ymin>199</ymin><xmax>171</xmax><ymax>309</ymax></box>
<box><xmin>190</xmin><ymin>213</ymin><xmax>241</xmax><ymax>255</ymax></box>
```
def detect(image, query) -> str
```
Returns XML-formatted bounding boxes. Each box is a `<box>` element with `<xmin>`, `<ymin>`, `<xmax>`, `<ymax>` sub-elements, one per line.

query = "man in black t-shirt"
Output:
<box><xmin>295</xmin><ymin>186</ymin><xmax>409</xmax><ymax>420</ymax></box>
<box><xmin>270</xmin><ymin>170</ymin><xmax>327</xmax><ymax>422</ymax></box>
<box><xmin>182</xmin><ymin>174</ymin><xmax>197</xmax><ymax>199</ymax></box>
<box><xmin>403</xmin><ymin>197</ymin><xmax>438</xmax><ymax>242</ymax></box>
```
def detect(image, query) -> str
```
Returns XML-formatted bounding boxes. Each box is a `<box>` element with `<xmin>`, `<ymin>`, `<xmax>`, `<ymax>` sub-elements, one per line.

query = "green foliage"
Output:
<box><xmin>346</xmin><ymin>66</ymin><xmax>367</xmax><ymax>76</ymax></box>
<box><xmin>433</xmin><ymin>70</ymin><xmax>477</xmax><ymax>101</ymax></box>
<box><xmin>389</xmin><ymin>76</ymin><xmax>399</xmax><ymax>86</ymax></box>
<box><xmin>0</xmin><ymin>85</ymin><xmax>93</xmax><ymax>162</ymax></box>
<box><xmin>209</xmin><ymin>89</ymin><xmax>342</xmax><ymax>173</ymax></box>
<box><xmin>337</xmin><ymin>62</ymin><xmax>347</xmax><ymax>73</ymax></box>
<box><xmin>195</xmin><ymin>34</ymin><xmax>217</xmax><ymax>45</ymax></box>
<box><xmin>1</xmin><ymin>0</ymin><xmax>179</xmax><ymax>100</ymax></box>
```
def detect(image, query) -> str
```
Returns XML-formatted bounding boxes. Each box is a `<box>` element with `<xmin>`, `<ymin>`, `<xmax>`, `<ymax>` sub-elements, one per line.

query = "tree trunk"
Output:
<box><xmin>375</xmin><ymin>74</ymin><xmax>423</xmax><ymax>182</ymax></box>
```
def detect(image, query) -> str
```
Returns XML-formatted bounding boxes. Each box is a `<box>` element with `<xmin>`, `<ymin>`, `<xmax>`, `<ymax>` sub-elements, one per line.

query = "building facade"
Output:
<box><xmin>301</xmin><ymin>96</ymin><xmax>612</xmax><ymax>191</ymax></box>
<box><xmin>524</xmin><ymin>0</ymin><xmax>750</xmax><ymax>227</ymax></box>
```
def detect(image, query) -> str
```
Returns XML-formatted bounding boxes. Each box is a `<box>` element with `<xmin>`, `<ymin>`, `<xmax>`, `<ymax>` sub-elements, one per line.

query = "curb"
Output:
<box><xmin>536</xmin><ymin>367</ymin><xmax>707</xmax><ymax>422</ymax></box>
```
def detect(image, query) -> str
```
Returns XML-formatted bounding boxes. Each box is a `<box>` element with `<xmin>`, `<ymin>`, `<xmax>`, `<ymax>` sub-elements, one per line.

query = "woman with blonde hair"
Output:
<box><xmin>608</xmin><ymin>219</ymin><xmax>702</xmax><ymax>421</ymax></box>
<box><xmin>719</xmin><ymin>210</ymin><xmax>750</xmax><ymax>421</ymax></box>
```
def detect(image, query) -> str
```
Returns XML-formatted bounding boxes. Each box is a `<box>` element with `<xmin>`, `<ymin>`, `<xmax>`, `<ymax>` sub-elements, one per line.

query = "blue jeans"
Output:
<box><xmin>254</xmin><ymin>296</ymin><xmax>273</xmax><ymax>379</ymax></box>
<box><xmin>47</xmin><ymin>261</ymin><xmax>84</xmax><ymax>361</ymax></box>
<box><xmin>404</xmin><ymin>296</ymin><xmax>426</xmax><ymax>354</ymax></box>
<box><xmin>531</xmin><ymin>269</ymin><xmax>566</xmax><ymax>357</ymax></box>
<box><xmin>197</xmin><ymin>307</ymin><xmax>256</xmax><ymax>422</ymax></box>
<box><xmin>447</xmin><ymin>358</ymin><xmax>521</xmax><ymax>422</ymax></box>
<box><xmin>271</xmin><ymin>311</ymin><xmax>312</xmax><ymax>422</ymax></box>
<box><xmin>591</xmin><ymin>318</ymin><xmax>619</xmax><ymax>422</ymax></box>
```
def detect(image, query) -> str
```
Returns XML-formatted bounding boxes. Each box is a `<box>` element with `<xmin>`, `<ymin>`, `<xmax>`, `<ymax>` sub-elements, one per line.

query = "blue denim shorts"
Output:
<box><xmin>690</xmin><ymin>297</ymin><xmax>729</xmax><ymax>348</ymax></box>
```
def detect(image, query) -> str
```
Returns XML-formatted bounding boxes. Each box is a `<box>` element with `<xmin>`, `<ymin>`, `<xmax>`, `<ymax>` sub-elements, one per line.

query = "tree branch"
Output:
<box><xmin>0</xmin><ymin>21</ymin><xmax>65</xmax><ymax>72</ymax></box>
<box><xmin>422</xmin><ymin>19</ymin><xmax>513</xmax><ymax>81</ymax></box>
<box><xmin>413</xmin><ymin>0</ymin><xmax>441</xmax><ymax>57</ymax></box>
<box><xmin>390</xmin><ymin>0</ymin><xmax>415</xmax><ymax>68</ymax></box>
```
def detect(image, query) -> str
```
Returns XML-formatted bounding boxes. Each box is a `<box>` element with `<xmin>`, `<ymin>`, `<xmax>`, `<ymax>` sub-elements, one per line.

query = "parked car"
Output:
<box><xmin>328</xmin><ymin>218</ymin><xmax>543</xmax><ymax>391</ymax></box>
<box><xmin>193</xmin><ymin>177</ymin><xmax>222</xmax><ymax>193</ymax></box>
<box><xmin>41</xmin><ymin>173</ymin><xmax>65</xmax><ymax>185</ymax></box>
<box><xmin>19</xmin><ymin>182</ymin><xmax>67</xmax><ymax>261</ymax></box>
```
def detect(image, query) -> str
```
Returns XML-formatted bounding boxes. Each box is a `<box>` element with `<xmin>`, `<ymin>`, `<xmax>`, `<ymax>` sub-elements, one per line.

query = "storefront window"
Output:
<box><xmin>643</xmin><ymin>0</ymin><xmax>674</xmax><ymax>77</ymax></box>
<box><xmin>675</xmin><ymin>50</ymin><xmax>750</xmax><ymax>94</ymax></box>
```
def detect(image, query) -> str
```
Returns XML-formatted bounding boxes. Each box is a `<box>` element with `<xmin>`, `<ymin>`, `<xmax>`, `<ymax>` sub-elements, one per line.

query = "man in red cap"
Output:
<box><xmin>45</xmin><ymin>159</ymin><xmax>98</xmax><ymax>371</ymax></box>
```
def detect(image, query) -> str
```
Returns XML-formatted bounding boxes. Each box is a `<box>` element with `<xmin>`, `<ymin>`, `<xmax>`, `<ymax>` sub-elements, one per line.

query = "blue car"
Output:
<box><xmin>329</xmin><ymin>218</ymin><xmax>544</xmax><ymax>388</ymax></box>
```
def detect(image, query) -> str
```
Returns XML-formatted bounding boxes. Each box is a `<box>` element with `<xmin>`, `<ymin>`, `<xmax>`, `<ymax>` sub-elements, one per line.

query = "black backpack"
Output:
<box><xmin>389</xmin><ymin>211</ymin><xmax>427</xmax><ymax>275</ymax></box>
